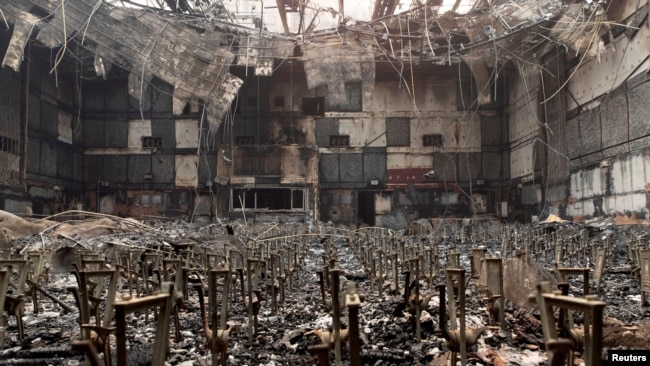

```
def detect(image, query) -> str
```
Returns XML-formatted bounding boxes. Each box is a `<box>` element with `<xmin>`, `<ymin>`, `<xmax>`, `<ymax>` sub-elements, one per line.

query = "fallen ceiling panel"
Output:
<box><xmin>2</xmin><ymin>0</ymin><xmax>244</xmax><ymax>130</ymax></box>
<box><xmin>302</xmin><ymin>40</ymin><xmax>375</xmax><ymax>105</ymax></box>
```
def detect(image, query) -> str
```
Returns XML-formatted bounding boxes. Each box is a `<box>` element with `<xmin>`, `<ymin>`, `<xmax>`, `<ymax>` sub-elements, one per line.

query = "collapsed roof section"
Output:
<box><xmin>0</xmin><ymin>0</ymin><xmax>609</xmax><ymax>124</ymax></box>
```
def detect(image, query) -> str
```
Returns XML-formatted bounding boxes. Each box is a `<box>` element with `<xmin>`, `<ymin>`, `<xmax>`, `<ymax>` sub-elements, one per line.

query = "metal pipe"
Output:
<box><xmin>330</xmin><ymin>263</ymin><xmax>342</xmax><ymax>366</ymax></box>
<box><xmin>346</xmin><ymin>287</ymin><xmax>361</xmax><ymax>366</ymax></box>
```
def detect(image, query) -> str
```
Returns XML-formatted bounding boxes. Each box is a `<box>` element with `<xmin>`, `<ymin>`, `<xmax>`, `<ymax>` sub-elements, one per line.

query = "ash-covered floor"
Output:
<box><xmin>0</xmin><ymin>210</ymin><xmax>649</xmax><ymax>365</ymax></box>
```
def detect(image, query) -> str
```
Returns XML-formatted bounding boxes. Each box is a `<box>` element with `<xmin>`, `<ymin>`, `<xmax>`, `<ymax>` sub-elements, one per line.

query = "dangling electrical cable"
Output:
<box><xmin>49</xmin><ymin>0</ymin><xmax>68</xmax><ymax>74</ymax></box>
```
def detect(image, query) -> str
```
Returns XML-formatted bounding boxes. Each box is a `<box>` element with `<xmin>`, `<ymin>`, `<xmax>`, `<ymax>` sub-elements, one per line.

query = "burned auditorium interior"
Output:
<box><xmin>0</xmin><ymin>0</ymin><xmax>649</xmax><ymax>365</ymax></box>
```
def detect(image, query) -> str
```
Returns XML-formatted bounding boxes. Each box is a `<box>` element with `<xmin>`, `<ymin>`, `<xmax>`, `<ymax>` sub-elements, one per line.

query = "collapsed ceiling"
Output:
<box><xmin>0</xmin><ymin>0</ymin><xmax>610</xmax><ymax>130</ymax></box>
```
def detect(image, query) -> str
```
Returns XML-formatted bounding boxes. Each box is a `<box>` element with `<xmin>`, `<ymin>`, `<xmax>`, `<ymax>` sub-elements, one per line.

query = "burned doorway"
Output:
<box><xmin>357</xmin><ymin>191</ymin><xmax>376</xmax><ymax>226</ymax></box>
<box><xmin>98</xmin><ymin>193</ymin><xmax>115</xmax><ymax>214</ymax></box>
<box><xmin>96</xmin><ymin>181</ymin><xmax>114</xmax><ymax>214</ymax></box>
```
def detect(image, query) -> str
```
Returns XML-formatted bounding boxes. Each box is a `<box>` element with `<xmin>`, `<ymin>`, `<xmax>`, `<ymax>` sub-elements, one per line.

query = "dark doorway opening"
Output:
<box><xmin>357</xmin><ymin>191</ymin><xmax>375</xmax><ymax>226</ymax></box>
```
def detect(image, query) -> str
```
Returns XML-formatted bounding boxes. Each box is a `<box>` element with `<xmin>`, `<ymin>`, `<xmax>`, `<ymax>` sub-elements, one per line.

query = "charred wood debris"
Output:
<box><xmin>0</xmin><ymin>210</ymin><xmax>649</xmax><ymax>365</ymax></box>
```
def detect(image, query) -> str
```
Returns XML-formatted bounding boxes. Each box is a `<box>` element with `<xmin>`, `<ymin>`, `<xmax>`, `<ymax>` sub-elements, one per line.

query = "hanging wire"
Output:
<box><xmin>49</xmin><ymin>0</ymin><xmax>68</xmax><ymax>74</ymax></box>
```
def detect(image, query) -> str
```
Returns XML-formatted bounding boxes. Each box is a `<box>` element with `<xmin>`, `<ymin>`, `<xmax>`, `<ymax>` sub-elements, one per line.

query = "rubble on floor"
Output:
<box><xmin>0</xmin><ymin>210</ymin><xmax>649</xmax><ymax>365</ymax></box>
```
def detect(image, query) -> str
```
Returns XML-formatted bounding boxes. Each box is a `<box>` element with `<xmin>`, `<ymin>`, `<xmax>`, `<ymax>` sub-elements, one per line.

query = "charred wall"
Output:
<box><xmin>517</xmin><ymin>4</ymin><xmax>650</xmax><ymax>224</ymax></box>
<box><xmin>1</xmin><ymin>0</ymin><xmax>647</xmax><ymax>227</ymax></box>
<box><xmin>0</xmin><ymin>30</ymin><xmax>26</xmax><ymax>213</ymax></box>
<box><xmin>562</xmin><ymin>72</ymin><xmax>650</xmax><ymax>223</ymax></box>
<box><xmin>0</xmin><ymin>37</ymin><xmax>86</xmax><ymax>216</ymax></box>
<box><xmin>214</xmin><ymin>65</ymin><xmax>318</xmax><ymax>223</ymax></box>
<box><xmin>316</xmin><ymin>64</ymin><xmax>508</xmax><ymax>226</ymax></box>
<box><xmin>80</xmin><ymin>74</ymin><xmax>217</xmax><ymax>219</ymax></box>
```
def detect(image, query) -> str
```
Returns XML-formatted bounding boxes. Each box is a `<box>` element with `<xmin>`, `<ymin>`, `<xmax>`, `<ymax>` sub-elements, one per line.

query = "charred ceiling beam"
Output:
<box><xmin>449</xmin><ymin>0</ymin><xmax>463</xmax><ymax>14</ymax></box>
<box><xmin>372</xmin><ymin>0</ymin><xmax>400</xmax><ymax>21</ymax></box>
<box><xmin>163</xmin><ymin>0</ymin><xmax>193</xmax><ymax>14</ymax></box>
<box><xmin>276</xmin><ymin>0</ymin><xmax>292</xmax><ymax>35</ymax></box>
<box><xmin>1</xmin><ymin>11</ymin><xmax>40</xmax><ymax>72</ymax></box>
<box><xmin>297</xmin><ymin>0</ymin><xmax>306</xmax><ymax>35</ymax></box>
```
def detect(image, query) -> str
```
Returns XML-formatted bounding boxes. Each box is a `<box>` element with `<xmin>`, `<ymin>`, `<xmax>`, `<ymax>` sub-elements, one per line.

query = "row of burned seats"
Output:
<box><xmin>0</xmin><ymin>249</ymin><xmax>51</xmax><ymax>346</ymax></box>
<box><xmin>1</xmin><ymin>241</ymin><xmax>306</xmax><ymax>366</ymax></box>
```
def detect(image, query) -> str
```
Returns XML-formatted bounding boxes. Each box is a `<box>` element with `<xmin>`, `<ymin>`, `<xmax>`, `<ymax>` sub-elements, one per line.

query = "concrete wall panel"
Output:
<box><xmin>175</xmin><ymin>155</ymin><xmax>198</xmax><ymax>187</ymax></box>
<box><xmin>40</xmin><ymin>74</ymin><xmax>56</xmax><ymax>100</ymax></box>
<box><xmin>482</xmin><ymin>152</ymin><xmax>502</xmax><ymax>181</ymax></box>
<box><xmin>386</xmin><ymin>117</ymin><xmax>410</xmax><ymax>146</ymax></box>
<box><xmin>153</xmin><ymin>154</ymin><xmax>176</xmax><ymax>184</ymax></box>
<box><xmin>128</xmin><ymin>155</ymin><xmax>152</xmax><ymax>183</ymax></box>
<box><xmin>363</xmin><ymin>150</ymin><xmax>386</xmax><ymax>183</ymax></box>
<box><xmin>565</xmin><ymin>116</ymin><xmax>581</xmax><ymax>160</ymax></box>
<box><xmin>630</xmin><ymin>135</ymin><xmax>650</xmax><ymax>152</ymax></box>
<box><xmin>84</xmin><ymin>119</ymin><xmax>105</xmax><ymax>148</ymax></box>
<box><xmin>315</xmin><ymin>118</ymin><xmax>338</xmax><ymax>147</ymax></box>
<box><xmin>339</xmin><ymin>153</ymin><xmax>363</xmax><ymax>183</ymax></box>
<box><xmin>387</xmin><ymin>151</ymin><xmax>433</xmax><ymax>169</ymax></box>
<box><xmin>481</xmin><ymin>115</ymin><xmax>503</xmax><ymax>148</ymax></box>
<box><xmin>578</xmin><ymin>110</ymin><xmax>601</xmax><ymax>156</ymax></box>
<box><xmin>105</xmin><ymin>119</ymin><xmax>128</xmax><ymax>148</ymax></box>
<box><xmin>84</xmin><ymin>155</ymin><xmax>104</xmax><ymax>183</ymax></box>
<box><xmin>0</xmin><ymin>152</ymin><xmax>19</xmax><ymax>186</ymax></box>
<box><xmin>602</xmin><ymin>144</ymin><xmax>629</xmax><ymax>159</ymax></box>
<box><xmin>105</xmin><ymin>79</ymin><xmax>129</xmax><ymax>113</ymax></box>
<box><xmin>605</xmin><ymin>193</ymin><xmax>649</xmax><ymax>216</ymax></box>
<box><xmin>369</xmin><ymin>74</ymin><xmax>456</xmax><ymax>112</ymax></box>
<box><xmin>105</xmin><ymin>155</ymin><xmax>128</xmax><ymax>183</ymax></box>
<box><xmin>546</xmin><ymin>183</ymin><xmax>566</xmax><ymax>203</ymax></box>
<box><xmin>175</xmin><ymin>119</ymin><xmax>199</xmax><ymax>148</ymax></box>
<box><xmin>40</xmin><ymin>141</ymin><xmax>57</xmax><ymax>178</ymax></box>
<box><xmin>84</xmin><ymin>82</ymin><xmax>105</xmax><ymax>112</ymax></box>
<box><xmin>128</xmin><ymin>120</ymin><xmax>152</xmax><ymax>150</ymax></box>
<box><xmin>339</xmin><ymin>118</ymin><xmax>386</xmax><ymax>147</ymax></box>
<box><xmin>610</xmin><ymin>153</ymin><xmax>649</xmax><ymax>194</ymax></box>
<box><xmin>28</xmin><ymin>93</ymin><xmax>41</xmax><ymax>131</ymax></box>
<box><xmin>40</xmin><ymin>101</ymin><xmax>59</xmax><ymax>138</ymax></box>
<box><xmin>570</xmin><ymin>167</ymin><xmax>606</xmax><ymax>200</ymax></box>
<box><xmin>434</xmin><ymin>154</ymin><xmax>457</xmax><ymax>181</ymax></box>
<box><xmin>580</xmin><ymin>151</ymin><xmax>603</xmax><ymax>166</ymax></box>
<box><xmin>26</xmin><ymin>136</ymin><xmax>41</xmax><ymax>175</ymax></box>
<box><xmin>566</xmin><ymin>198</ymin><xmax>594</xmax><ymax>219</ymax></box>
<box><xmin>508</xmin><ymin>72</ymin><xmax>539</xmax><ymax>142</ymax></box>
<box><xmin>153</xmin><ymin>119</ymin><xmax>176</xmax><ymax>149</ymax></box>
<box><xmin>600</xmin><ymin>92</ymin><xmax>629</xmax><ymax>148</ymax></box>
<box><xmin>57</xmin><ymin>148</ymin><xmax>73</xmax><ymax>180</ymax></box>
<box><xmin>521</xmin><ymin>184</ymin><xmax>540</xmax><ymax>205</ymax></box>
<box><xmin>510</xmin><ymin>143</ymin><xmax>533</xmax><ymax>179</ymax></box>
<box><xmin>458</xmin><ymin>153</ymin><xmax>481</xmax><ymax>182</ymax></box>
<box><xmin>628</xmin><ymin>81</ymin><xmax>650</xmax><ymax>140</ymax></box>
<box><xmin>73</xmin><ymin>152</ymin><xmax>84</xmax><ymax>183</ymax></box>
<box><xmin>72</xmin><ymin>117</ymin><xmax>84</xmax><ymax>146</ymax></box>
<box><xmin>412</xmin><ymin>116</ymin><xmax>481</xmax><ymax>151</ymax></box>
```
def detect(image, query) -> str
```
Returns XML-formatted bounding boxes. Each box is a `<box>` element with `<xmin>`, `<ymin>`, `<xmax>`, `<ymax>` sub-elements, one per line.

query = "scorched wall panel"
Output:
<box><xmin>84</xmin><ymin>120</ymin><xmax>105</xmax><ymax>148</ymax></box>
<box><xmin>104</xmin><ymin>155</ymin><xmax>128</xmax><ymax>183</ymax></box>
<box><xmin>629</xmin><ymin>81</ymin><xmax>650</xmax><ymax>141</ymax></box>
<box><xmin>600</xmin><ymin>91</ymin><xmax>630</xmax><ymax>149</ymax></box>
<box><xmin>128</xmin><ymin>155</ymin><xmax>152</xmax><ymax>184</ymax></box>
<box><xmin>175</xmin><ymin>155</ymin><xmax>198</xmax><ymax>187</ymax></box>
<box><xmin>105</xmin><ymin>120</ymin><xmax>128</xmax><ymax>148</ymax></box>
<box><xmin>152</xmin><ymin>119</ymin><xmax>175</xmax><ymax>150</ymax></box>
